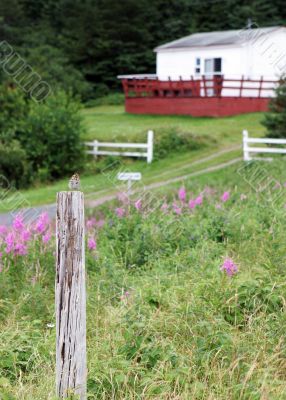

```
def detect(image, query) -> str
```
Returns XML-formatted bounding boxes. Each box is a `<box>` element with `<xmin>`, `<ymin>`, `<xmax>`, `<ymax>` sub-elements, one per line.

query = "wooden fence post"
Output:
<box><xmin>93</xmin><ymin>140</ymin><xmax>98</xmax><ymax>159</ymax></box>
<box><xmin>242</xmin><ymin>129</ymin><xmax>250</xmax><ymax>161</ymax></box>
<box><xmin>56</xmin><ymin>191</ymin><xmax>87</xmax><ymax>399</ymax></box>
<box><xmin>147</xmin><ymin>130</ymin><xmax>154</xmax><ymax>164</ymax></box>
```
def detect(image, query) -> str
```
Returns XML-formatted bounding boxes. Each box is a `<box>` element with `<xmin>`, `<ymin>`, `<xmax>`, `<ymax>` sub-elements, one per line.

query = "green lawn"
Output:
<box><xmin>81</xmin><ymin>105</ymin><xmax>266</xmax><ymax>143</ymax></box>
<box><xmin>0</xmin><ymin>106</ymin><xmax>266</xmax><ymax>214</ymax></box>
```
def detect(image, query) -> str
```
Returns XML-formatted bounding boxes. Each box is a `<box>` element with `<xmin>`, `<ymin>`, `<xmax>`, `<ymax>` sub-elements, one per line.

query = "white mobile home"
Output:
<box><xmin>119</xmin><ymin>27</ymin><xmax>286</xmax><ymax>116</ymax></box>
<box><xmin>155</xmin><ymin>26</ymin><xmax>286</xmax><ymax>82</ymax></box>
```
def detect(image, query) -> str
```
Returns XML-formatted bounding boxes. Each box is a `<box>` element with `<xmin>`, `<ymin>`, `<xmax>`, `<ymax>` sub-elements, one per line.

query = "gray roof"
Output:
<box><xmin>155</xmin><ymin>26</ymin><xmax>285</xmax><ymax>51</ymax></box>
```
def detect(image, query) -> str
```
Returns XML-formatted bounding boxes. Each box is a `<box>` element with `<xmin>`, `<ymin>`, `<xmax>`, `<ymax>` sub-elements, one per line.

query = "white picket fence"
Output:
<box><xmin>243</xmin><ymin>129</ymin><xmax>286</xmax><ymax>161</ymax></box>
<box><xmin>85</xmin><ymin>130</ymin><xmax>154</xmax><ymax>164</ymax></box>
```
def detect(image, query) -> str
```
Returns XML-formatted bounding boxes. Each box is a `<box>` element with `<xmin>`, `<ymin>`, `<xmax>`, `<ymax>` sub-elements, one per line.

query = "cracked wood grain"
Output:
<box><xmin>56</xmin><ymin>191</ymin><xmax>87</xmax><ymax>399</ymax></box>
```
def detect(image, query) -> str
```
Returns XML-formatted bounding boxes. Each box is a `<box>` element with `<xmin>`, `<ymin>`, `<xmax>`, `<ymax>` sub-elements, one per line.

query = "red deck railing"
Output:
<box><xmin>121</xmin><ymin>76</ymin><xmax>278</xmax><ymax>99</ymax></box>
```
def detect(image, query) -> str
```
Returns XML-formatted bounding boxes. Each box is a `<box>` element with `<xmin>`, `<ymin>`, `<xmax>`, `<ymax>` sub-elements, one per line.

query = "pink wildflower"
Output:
<box><xmin>14</xmin><ymin>243</ymin><xmax>27</xmax><ymax>256</ymax></box>
<box><xmin>188</xmin><ymin>199</ymin><xmax>196</xmax><ymax>209</ymax></box>
<box><xmin>203</xmin><ymin>186</ymin><xmax>216</xmax><ymax>196</ymax></box>
<box><xmin>5</xmin><ymin>232</ymin><xmax>15</xmax><ymax>253</ymax></box>
<box><xmin>115</xmin><ymin>207</ymin><xmax>125</xmax><ymax>218</ymax></box>
<box><xmin>42</xmin><ymin>232</ymin><xmax>51</xmax><ymax>244</ymax></box>
<box><xmin>0</xmin><ymin>226</ymin><xmax>7</xmax><ymax>236</ymax></box>
<box><xmin>96</xmin><ymin>219</ymin><xmax>105</xmax><ymax>228</ymax></box>
<box><xmin>195</xmin><ymin>195</ymin><xmax>203</xmax><ymax>205</ymax></box>
<box><xmin>220</xmin><ymin>257</ymin><xmax>238</xmax><ymax>277</ymax></box>
<box><xmin>161</xmin><ymin>203</ymin><xmax>168</xmax><ymax>212</ymax></box>
<box><xmin>221</xmin><ymin>191</ymin><xmax>230</xmax><ymax>202</ymax></box>
<box><xmin>13</xmin><ymin>214</ymin><xmax>24</xmax><ymax>231</ymax></box>
<box><xmin>88</xmin><ymin>237</ymin><xmax>96</xmax><ymax>251</ymax></box>
<box><xmin>173</xmin><ymin>203</ymin><xmax>182</xmax><ymax>215</ymax></box>
<box><xmin>117</xmin><ymin>192</ymin><xmax>129</xmax><ymax>204</ymax></box>
<box><xmin>120</xmin><ymin>290</ymin><xmax>131</xmax><ymax>301</ymax></box>
<box><xmin>178</xmin><ymin>187</ymin><xmax>186</xmax><ymax>202</ymax></box>
<box><xmin>21</xmin><ymin>229</ymin><xmax>31</xmax><ymax>242</ymax></box>
<box><xmin>35</xmin><ymin>212</ymin><xmax>49</xmax><ymax>234</ymax></box>
<box><xmin>86</xmin><ymin>218</ymin><xmax>96</xmax><ymax>229</ymax></box>
<box><xmin>134</xmin><ymin>199</ymin><xmax>142</xmax><ymax>210</ymax></box>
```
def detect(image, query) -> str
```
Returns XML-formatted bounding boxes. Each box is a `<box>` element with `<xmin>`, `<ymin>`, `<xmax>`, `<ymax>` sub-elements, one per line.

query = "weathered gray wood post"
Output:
<box><xmin>56</xmin><ymin>191</ymin><xmax>87</xmax><ymax>399</ymax></box>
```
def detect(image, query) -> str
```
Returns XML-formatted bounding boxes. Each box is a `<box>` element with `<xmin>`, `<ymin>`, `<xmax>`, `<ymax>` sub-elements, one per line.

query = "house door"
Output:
<box><xmin>204</xmin><ymin>58</ymin><xmax>222</xmax><ymax>96</ymax></box>
<box><xmin>204</xmin><ymin>59</ymin><xmax>214</xmax><ymax>96</ymax></box>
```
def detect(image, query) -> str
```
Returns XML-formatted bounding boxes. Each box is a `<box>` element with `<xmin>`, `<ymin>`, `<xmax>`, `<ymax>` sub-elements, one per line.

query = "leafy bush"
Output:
<box><xmin>0</xmin><ymin>84</ymin><xmax>28</xmax><ymax>141</ymax></box>
<box><xmin>263</xmin><ymin>76</ymin><xmax>286</xmax><ymax>138</ymax></box>
<box><xmin>0</xmin><ymin>140</ymin><xmax>29</xmax><ymax>188</ymax></box>
<box><xmin>85</xmin><ymin>92</ymin><xmax>125</xmax><ymax>107</ymax></box>
<box><xmin>153</xmin><ymin>127</ymin><xmax>216</xmax><ymax>160</ymax></box>
<box><xmin>16</xmin><ymin>91</ymin><xmax>85</xmax><ymax>181</ymax></box>
<box><xmin>0</xmin><ymin>85</ymin><xmax>86</xmax><ymax>186</ymax></box>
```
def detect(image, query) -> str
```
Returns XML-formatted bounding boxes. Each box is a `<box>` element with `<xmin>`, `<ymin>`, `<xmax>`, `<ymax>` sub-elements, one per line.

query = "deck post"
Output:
<box><xmin>242</xmin><ymin>129</ymin><xmax>250</xmax><ymax>161</ymax></box>
<box><xmin>202</xmin><ymin>75</ymin><xmax>207</xmax><ymax>97</ymax></box>
<box><xmin>258</xmin><ymin>76</ymin><xmax>263</xmax><ymax>98</ymax></box>
<box><xmin>147</xmin><ymin>130</ymin><xmax>154</xmax><ymax>164</ymax></box>
<box><xmin>179</xmin><ymin>76</ymin><xmax>184</xmax><ymax>96</ymax></box>
<box><xmin>56</xmin><ymin>191</ymin><xmax>87</xmax><ymax>399</ymax></box>
<box><xmin>239</xmin><ymin>75</ymin><xmax>244</xmax><ymax>97</ymax></box>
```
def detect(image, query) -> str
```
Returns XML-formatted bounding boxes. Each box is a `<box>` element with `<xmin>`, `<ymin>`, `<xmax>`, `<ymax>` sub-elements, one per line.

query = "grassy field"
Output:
<box><xmin>0</xmin><ymin>106</ymin><xmax>266</xmax><ymax>214</ymax></box>
<box><xmin>0</xmin><ymin>145</ymin><xmax>241</xmax><ymax>214</ymax></box>
<box><xmin>1</xmin><ymin>159</ymin><xmax>286</xmax><ymax>399</ymax></box>
<box><xmin>81</xmin><ymin>106</ymin><xmax>266</xmax><ymax>142</ymax></box>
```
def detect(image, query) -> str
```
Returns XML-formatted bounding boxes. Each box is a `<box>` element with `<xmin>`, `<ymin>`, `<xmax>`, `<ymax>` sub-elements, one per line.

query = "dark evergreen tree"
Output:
<box><xmin>263</xmin><ymin>77</ymin><xmax>286</xmax><ymax>138</ymax></box>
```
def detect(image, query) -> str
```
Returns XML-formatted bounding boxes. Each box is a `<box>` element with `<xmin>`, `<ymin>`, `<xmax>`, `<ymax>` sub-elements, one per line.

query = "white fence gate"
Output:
<box><xmin>85</xmin><ymin>130</ymin><xmax>154</xmax><ymax>164</ymax></box>
<box><xmin>243</xmin><ymin>130</ymin><xmax>286</xmax><ymax>161</ymax></box>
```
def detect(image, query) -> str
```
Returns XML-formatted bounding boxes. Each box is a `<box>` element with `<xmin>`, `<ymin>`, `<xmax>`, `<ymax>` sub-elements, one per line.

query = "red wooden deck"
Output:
<box><xmin>120</xmin><ymin>76</ymin><xmax>277</xmax><ymax>117</ymax></box>
<box><xmin>124</xmin><ymin>97</ymin><xmax>270</xmax><ymax>117</ymax></box>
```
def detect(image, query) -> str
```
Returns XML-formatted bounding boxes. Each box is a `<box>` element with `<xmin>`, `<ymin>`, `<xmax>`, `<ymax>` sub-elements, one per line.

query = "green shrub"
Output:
<box><xmin>263</xmin><ymin>76</ymin><xmax>286</xmax><ymax>138</ymax></box>
<box><xmin>0</xmin><ymin>85</ymin><xmax>28</xmax><ymax>140</ymax></box>
<box><xmin>0</xmin><ymin>140</ymin><xmax>29</xmax><ymax>188</ymax></box>
<box><xmin>17</xmin><ymin>91</ymin><xmax>86</xmax><ymax>181</ymax></box>
<box><xmin>153</xmin><ymin>127</ymin><xmax>215</xmax><ymax>160</ymax></box>
<box><xmin>0</xmin><ymin>86</ymin><xmax>86</xmax><ymax>186</ymax></box>
<box><xmin>85</xmin><ymin>92</ymin><xmax>125</xmax><ymax>107</ymax></box>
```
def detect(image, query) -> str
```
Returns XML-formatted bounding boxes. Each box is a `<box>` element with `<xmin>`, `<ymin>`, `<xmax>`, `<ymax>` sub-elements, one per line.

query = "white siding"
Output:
<box><xmin>246</xmin><ymin>29</ymin><xmax>286</xmax><ymax>79</ymax></box>
<box><xmin>156</xmin><ymin>45</ymin><xmax>247</xmax><ymax>80</ymax></box>
<box><xmin>156</xmin><ymin>28</ymin><xmax>286</xmax><ymax>97</ymax></box>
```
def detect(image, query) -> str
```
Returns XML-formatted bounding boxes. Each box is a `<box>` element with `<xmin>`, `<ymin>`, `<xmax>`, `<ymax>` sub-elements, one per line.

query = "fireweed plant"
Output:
<box><xmin>0</xmin><ymin>178</ymin><xmax>274</xmax><ymax>274</ymax></box>
<box><xmin>0</xmin><ymin>179</ymin><xmax>283</xmax><ymax>277</ymax></box>
<box><xmin>1</xmin><ymin>161</ymin><xmax>286</xmax><ymax>399</ymax></box>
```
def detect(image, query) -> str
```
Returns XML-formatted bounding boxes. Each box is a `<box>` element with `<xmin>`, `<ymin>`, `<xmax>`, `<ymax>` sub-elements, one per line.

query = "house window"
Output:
<box><xmin>214</xmin><ymin>58</ymin><xmax>222</xmax><ymax>74</ymax></box>
<box><xmin>195</xmin><ymin>58</ymin><xmax>201</xmax><ymax>74</ymax></box>
<box><xmin>204</xmin><ymin>58</ymin><xmax>222</xmax><ymax>76</ymax></box>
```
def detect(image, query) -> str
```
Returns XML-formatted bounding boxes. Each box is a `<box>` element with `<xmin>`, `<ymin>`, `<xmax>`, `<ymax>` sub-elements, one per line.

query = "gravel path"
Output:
<box><xmin>0</xmin><ymin>148</ymin><xmax>242</xmax><ymax>226</ymax></box>
<box><xmin>87</xmin><ymin>157</ymin><xmax>242</xmax><ymax>208</ymax></box>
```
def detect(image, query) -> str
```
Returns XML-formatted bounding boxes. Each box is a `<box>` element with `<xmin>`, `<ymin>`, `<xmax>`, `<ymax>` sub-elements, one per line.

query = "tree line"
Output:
<box><xmin>0</xmin><ymin>0</ymin><xmax>285</xmax><ymax>99</ymax></box>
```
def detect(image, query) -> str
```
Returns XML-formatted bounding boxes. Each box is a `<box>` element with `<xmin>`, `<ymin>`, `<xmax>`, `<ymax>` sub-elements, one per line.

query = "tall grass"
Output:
<box><xmin>1</xmin><ymin>160</ymin><xmax>286</xmax><ymax>399</ymax></box>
